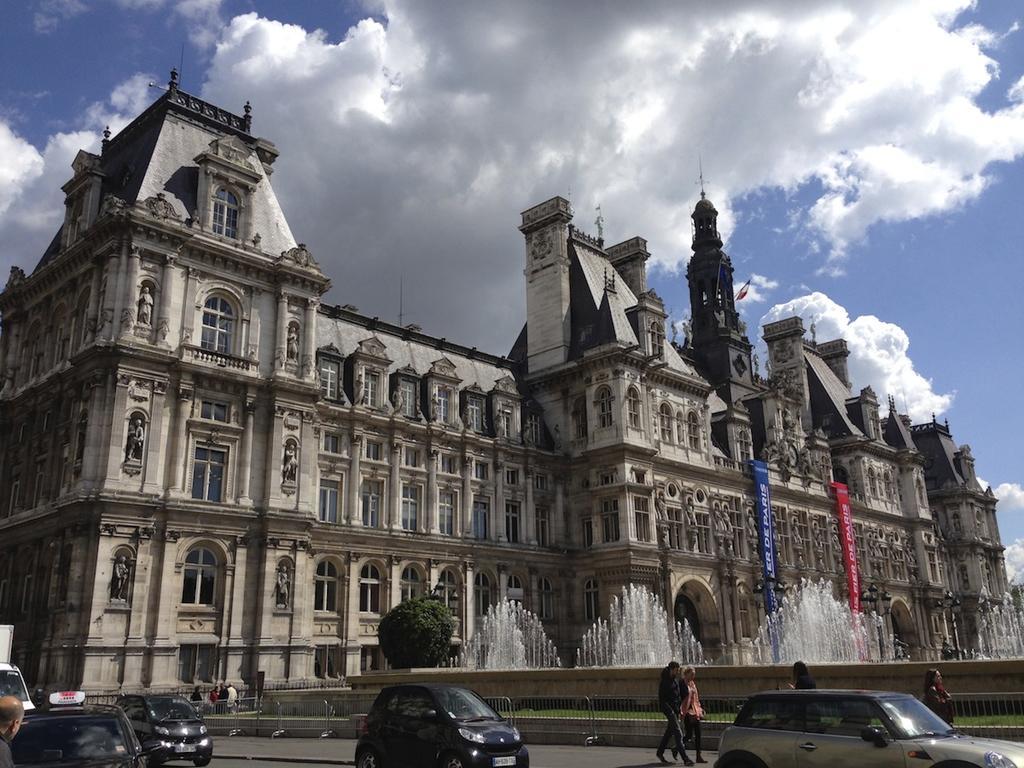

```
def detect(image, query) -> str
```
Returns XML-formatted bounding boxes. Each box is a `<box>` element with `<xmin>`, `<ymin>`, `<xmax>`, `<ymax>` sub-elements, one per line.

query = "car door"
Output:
<box><xmin>386</xmin><ymin>688</ymin><xmax>438</xmax><ymax>768</ymax></box>
<box><xmin>123</xmin><ymin>698</ymin><xmax>151</xmax><ymax>744</ymax></box>
<box><xmin>728</xmin><ymin>697</ymin><xmax>802</xmax><ymax>766</ymax></box>
<box><xmin>796</xmin><ymin>697</ymin><xmax>906</xmax><ymax>768</ymax></box>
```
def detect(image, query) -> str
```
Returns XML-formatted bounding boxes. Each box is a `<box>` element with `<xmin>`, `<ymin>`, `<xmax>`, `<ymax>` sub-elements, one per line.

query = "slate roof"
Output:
<box><xmin>911</xmin><ymin>422</ymin><xmax>968</xmax><ymax>490</ymax></box>
<box><xmin>35</xmin><ymin>87</ymin><xmax>296</xmax><ymax>273</ymax></box>
<box><xmin>883</xmin><ymin>409</ymin><xmax>916</xmax><ymax>450</ymax></box>
<box><xmin>804</xmin><ymin>348</ymin><xmax>863</xmax><ymax>438</ymax></box>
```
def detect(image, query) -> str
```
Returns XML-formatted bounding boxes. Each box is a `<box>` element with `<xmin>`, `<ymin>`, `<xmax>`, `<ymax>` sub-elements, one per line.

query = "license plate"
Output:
<box><xmin>174</xmin><ymin>745</ymin><xmax>197</xmax><ymax>753</ymax></box>
<box><xmin>492</xmin><ymin>758</ymin><xmax>516</xmax><ymax>767</ymax></box>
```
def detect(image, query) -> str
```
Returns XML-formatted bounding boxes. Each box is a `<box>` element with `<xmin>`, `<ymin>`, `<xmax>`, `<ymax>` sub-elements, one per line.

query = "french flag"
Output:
<box><xmin>736</xmin><ymin>279</ymin><xmax>751</xmax><ymax>301</ymax></box>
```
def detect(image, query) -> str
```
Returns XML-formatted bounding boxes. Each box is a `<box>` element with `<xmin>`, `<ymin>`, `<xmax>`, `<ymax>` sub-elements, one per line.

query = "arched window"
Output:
<box><xmin>737</xmin><ymin>429</ymin><xmax>752</xmax><ymax>462</ymax></box>
<box><xmin>314</xmin><ymin>561</ymin><xmax>338</xmax><ymax>612</ymax></box>
<box><xmin>659</xmin><ymin>404</ymin><xmax>673</xmax><ymax>443</ymax></box>
<box><xmin>884</xmin><ymin>471</ymin><xmax>896</xmax><ymax>500</ymax></box>
<box><xmin>595</xmin><ymin>387</ymin><xmax>613</xmax><ymax>429</ymax></box>
<box><xmin>507</xmin><ymin>575</ymin><xmax>523</xmax><ymax>605</ymax></box>
<box><xmin>181</xmin><ymin>548</ymin><xmax>216</xmax><ymax>605</ymax></box>
<box><xmin>438</xmin><ymin>568</ymin><xmax>459</xmax><ymax>612</ymax></box>
<box><xmin>538</xmin><ymin>577</ymin><xmax>554</xmax><ymax>620</ymax></box>
<box><xmin>584</xmin><ymin>579</ymin><xmax>600</xmax><ymax>622</ymax></box>
<box><xmin>687</xmin><ymin>411</ymin><xmax>701</xmax><ymax>450</ymax></box>
<box><xmin>212</xmin><ymin>188</ymin><xmax>239</xmax><ymax>239</ymax></box>
<box><xmin>201</xmin><ymin>296</ymin><xmax>234</xmax><ymax>354</ymax></box>
<box><xmin>572</xmin><ymin>397</ymin><xmax>588</xmax><ymax>440</ymax></box>
<box><xmin>474</xmin><ymin>572</ymin><xmax>492</xmax><ymax>617</ymax></box>
<box><xmin>626</xmin><ymin>387</ymin><xmax>641</xmax><ymax>429</ymax></box>
<box><xmin>400</xmin><ymin>566</ymin><xmax>422</xmax><ymax>602</ymax></box>
<box><xmin>649</xmin><ymin>321</ymin><xmax>664</xmax><ymax>358</ymax></box>
<box><xmin>359</xmin><ymin>564</ymin><xmax>381</xmax><ymax>613</ymax></box>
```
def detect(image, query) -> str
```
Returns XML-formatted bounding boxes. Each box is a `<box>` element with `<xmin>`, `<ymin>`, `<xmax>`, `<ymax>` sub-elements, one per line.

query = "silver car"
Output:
<box><xmin>716</xmin><ymin>689</ymin><xmax>1024</xmax><ymax>768</ymax></box>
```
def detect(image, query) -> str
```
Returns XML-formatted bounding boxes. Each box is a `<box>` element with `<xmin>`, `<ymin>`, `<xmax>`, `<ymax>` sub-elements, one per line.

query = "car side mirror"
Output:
<box><xmin>860</xmin><ymin>726</ymin><xmax>888</xmax><ymax>747</ymax></box>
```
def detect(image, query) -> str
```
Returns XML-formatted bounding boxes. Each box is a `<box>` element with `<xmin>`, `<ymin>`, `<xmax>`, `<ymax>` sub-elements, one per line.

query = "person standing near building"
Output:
<box><xmin>924</xmin><ymin>669</ymin><xmax>954</xmax><ymax>724</ymax></box>
<box><xmin>790</xmin><ymin>660</ymin><xmax>817</xmax><ymax>690</ymax></box>
<box><xmin>680</xmin><ymin>666</ymin><xmax>706</xmax><ymax>764</ymax></box>
<box><xmin>226</xmin><ymin>682</ymin><xmax>238</xmax><ymax>713</ymax></box>
<box><xmin>0</xmin><ymin>695</ymin><xmax>25</xmax><ymax>768</ymax></box>
<box><xmin>656</xmin><ymin>661</ymin><xmax>693</xmax><ymax>766</ymax></box>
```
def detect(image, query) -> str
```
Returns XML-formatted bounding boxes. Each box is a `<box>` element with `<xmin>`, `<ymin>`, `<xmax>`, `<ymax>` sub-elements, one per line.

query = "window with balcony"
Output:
<box><xmin>318</xmin><ymin>479</ymin><xmax>339</xmax><ymax>523</ymax></box>
<box><xmin>181</xmin><ymin>548</ymin><xmax>216</xmax><ymax>605</ymax></box>
<box><xmin>401</xmin><ymin>484</ymin><xmax>420</xmax><ymax>531</ymax></box>
<box><xmin>314</xmin><ymin>561</ymin><xmax>338</xmax><ymax>611</ymax></box>
<box><xmin>439</xmin><ymin>491</ymin><xmax>456</xmax><ymax>536</ymax></box>
<box><xmin>361</xmin><ymin>479</ymin><xmax>383</xmax><ymax>527</ymax></box>
<box><xmin>191</xmin><ymin>446</ymin><xmax>226</xmax><ymax>502</ymax></box>
<box><xmin>212</xmin><ymin>188</ymin><xmax>239</xmax><ymax>238</ymax></box>
<box><xmin>200</xmin><ymin>297</ymin><xmax>234</xmax><ymax>354</ymax></box>
<box><xmin>200</xmin><ymin>400</ymin><xmax>229</xmax><ymax>422</ymax></box>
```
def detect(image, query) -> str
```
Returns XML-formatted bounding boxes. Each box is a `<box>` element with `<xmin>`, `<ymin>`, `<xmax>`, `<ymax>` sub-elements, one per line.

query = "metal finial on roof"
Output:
<box><xmin>101</xmin><ymin>125</ymin><xmax>111</xmax><ymax>153</ymax></box>
<box><xmin>594</xmin><ymin>204</ymin><xmax>604</xmax><ymax>241</ymax></box>
<box><xmin>243</xmin><ymin>100</ymin><xmax>252</xmax><ymax>132</ymax></box>
<box><xmin>698</xmin><ymin>156</ymin><xmax>707</xmax><ymax>200</ymax></box>
<box><xmin>169</xmin><ymin>68</ymin><xmax>179</xmax><ymax>93</ymax></box>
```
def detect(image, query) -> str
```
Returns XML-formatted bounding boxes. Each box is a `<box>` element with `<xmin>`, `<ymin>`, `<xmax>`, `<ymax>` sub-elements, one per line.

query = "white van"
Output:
<box><xmin>0</xmin><ymin>625</ymin><xmax>33</xmax><ymax>710</ymax></box>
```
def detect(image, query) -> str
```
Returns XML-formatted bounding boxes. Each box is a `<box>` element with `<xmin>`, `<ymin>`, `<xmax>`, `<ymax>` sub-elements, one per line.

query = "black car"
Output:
<box><xmin>11</xmin><ymin>693</ymin><xmax>151</xmax><ymax>768</ymax></box>
<box><xmin>116</xmin><ymin>694</ymin><xmax>212</xmax><ymax>766</ymax></box>
<box><xmin>356</xmin><ymin>684</ymin><xmax>529</xmax><ymax>768</ymax></box>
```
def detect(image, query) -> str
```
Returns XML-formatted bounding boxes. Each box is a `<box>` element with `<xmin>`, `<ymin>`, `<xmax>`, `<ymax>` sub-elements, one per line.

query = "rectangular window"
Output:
<box><xmin>401</xmin><ymin>484</ymin><xmax>420</xmax><ymax>531</ymax></box>
<box><xmin>323</xmin><ymin>433</ymin><xmax>341</xmax><ymax>454</ymax></box>
<box><xmin>505</xmin><ymin>502</ymin><xmax>521</xmax><ymax>543</ymax></box>
<box><xmin>319</xmin><ymin>480</ymin><xmax>340</xmax><ymax>523</ymax></box>
<box><xmin>582</xmin><ymin>518</ymin><xmax>594</xmax><ymax>549</ymax></box>
<box><xmin>467</xmin><ymin>397</ymin><xmax>483</xmax><ymax>431</ymax></box>
<box><xmin>534</xmin><ymin>473</ymin><xmax>548</xmax><ymax>491</ymax></box>
<box><xmin>472</xmin><ymin>498</ymin><xmax>489</xmax><ymax>540</ymax></box>
<box><xmin>474</xmin><ymin>461</ymin><xmax>489</xmax><ymax>480</ymax></box>
<box><xmin>365</xmin><ymin>440</ymin><xmax>382</xmax><ymax>461</ymax></box>
<box><xmin>364</xmin><ymin>370</ymin><xmax>381</xmax><ymax>407</ymax></box>
<box><xmin>499</xmin><ymin>409</ymin><xmax>512</xmax><ymax>437</ymax></box>
<box><xmin>20</xmin><ymin>574</ymin><xmax>33</xmax><ymax>614</ymax></box>
<box><xmin>439</xmin><ymin>491</ymin><xmax>456</xmax><ymax>536</ymax></box>
<box><xmin>525</xmin><ymin>413</ymin><xmax>541</xmax><ymax>446</ymax></box>
<box><xmin>505</xmin><ymin>468</ymin><xmax>519</xmax><ymax>486</ymax></box>
<box><xmin>361</xmin><ymin>479</ymin><xmax>383</xmax><ymax>528</ymax></box>
<box><xmin>599</xmin><ymin>471</ymin><xmax>616</xmax><ymax>486</ymax></box>
<box><xmin>536</xmin><ymin>505</ymin><xmax>549</xmax><ymax>547</ymax></box>
<box><xmin>319</xmin><ymin>360</ymin><xmax>340</xmax><ymax>400</ymax></box>
<box><xmin>191</xmin><ymin>446</ymin><xmax>226</xmax><ymax>502</ymax></box>
<box><xmin>200</xmin><ymin>400</ymin><xmax>229</xmax><ymax>422</ymax></box>
<box><xmin>314</xmin><ymin>646</ymin><xmax>341</xmax><ymax>679</ymax></box>
<box><xmin>602</xmin><ymin>498</ymin><xmax>620</xmax><ymax>542</ymax></box>
<box><xmin>177</xmin><ymin>644</ymin><xmax>215</xmax><ymax>683</ymax></box>
<box><xmin>440</xmin><ymin>454</ymin><xmax>457</xmax><ymax>474</ymax></box>
<box><xmin>435</xmin><ymin>387</ymin><xmax>451</xmax><ymax>423</ymax></box>
<box><xmin>634</xmin><ymin>496</ymin><xmax>651</xmax><ymax>543</ymax></box>
<box><xmin>400</xmin><ymin>380</ymin><xmax>418</xmax><ymax>418</ymax></box>
<box><xmin>404</xmin><ymin>447</ymin><xmax>420</xmax><ymax>467</ymax></box>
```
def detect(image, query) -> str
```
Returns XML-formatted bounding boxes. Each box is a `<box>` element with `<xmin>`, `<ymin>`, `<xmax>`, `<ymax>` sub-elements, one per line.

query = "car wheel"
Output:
<box><xmin>356</xmin><ymin>748</ymin><xmax>383</xmax><ymax>768</ymax></box>
<box><xmin>439</xmin><ymin>752</ymin><xmax>465</xmax><ymax>768</ymax></box>
<box><xmin>193</xmin><ymin>759</ymin><xmax>211</xmax><ymax>767</ymax></box>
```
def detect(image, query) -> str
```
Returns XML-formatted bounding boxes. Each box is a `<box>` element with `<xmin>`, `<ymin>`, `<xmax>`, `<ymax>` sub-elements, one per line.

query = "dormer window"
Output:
<box><xmin>466</xmin><ymin>396</ymin><xmax>484</xmax><ymax>432</ymax></box>
<box><xmin>201</xmin><ymin>296</ymin><xmax>235</xmax><ymax>354</ymax></box>
<box><xmin>212</xmin><ymin>188</ymin><xmax>239</xmax><ymax>238</ymax></box>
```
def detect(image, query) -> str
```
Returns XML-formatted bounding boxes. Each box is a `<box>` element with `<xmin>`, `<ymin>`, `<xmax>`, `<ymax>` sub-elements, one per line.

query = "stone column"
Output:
<box><xmin>525</xmin><ymin>468</ymin><xmax>537</xmax><ymax>545</ymax></box>
<box><xmin>142</xmin><ymin>382</ymin><xmax>169</xmax><ymax>495</ymax></box>
<box><xmin>170</xmin><ymin>386</ymin><xmax>193</xmax><ymax>496</ymax></box>
<box><xmin>389</xmin><ymin>557</ymin><xmax>402</xmax><ymax>610</ymax></box>
<box><xmin>236</xmin><ymin>399</ymin><xmax>255</xmax><ymax>505</ymax></box>
<box><xmin>463</xmin><ymin>561</ymin><xmax>475</xmax><ymax>643</ymax></box>
<box><xmin>264</xmin><ymin>408</ymin><xmax>286</xmax><ymax>511</ymax></box>
<box><xmin>495</xmin><ymin>457</ymin><xmax>506</xmax><ymax>543</ymax></box>
<box><xmin>85</xmin><ymin>264</ymin><xmax>101</xmax><ymax>343</ymax></box>
<box><xmin>104</xmin><ymin>373</ymin><xmax>132</xmax><ymax>483</ymax></box>
<box><xmin>344</xmin><ymin>556</ymin><xmax>362</xmax><ymax>676</ymax></box>
<box><xmin>225</xmin><ymin>537</ymin><xmax>248</xmax><ymax>681</ymax></box>
<box><xmin>148</xmin><ymin>532</ymin><xmax>182</xmax><ymax>687</ymax></box>
<box><xmin>119</xmin><ymin>244</ymin><xmax>141</xmax><ymax>339</ymax></box>
<box><xmin>389</xmin><ymin>441</ymin><xmax>402</xmax><ymax>531</ymax></box>
<box><xmin>347</xmin><ymin>434</ymin><xmax>362</xmax><ymax>525</ymax></box>
<box><xmin>179</xmin><ymin>268</ymin><xmax>198</xmax><ymax>345</ymax></box>
<box><xmin>461</xmin><ymin>457</ymin><xmax>474</xmax><ymax>537</ymax></box>
<box><xmin>555</xmin><ymin>476</ymin><xmax>567</xmax><ymax>547</ymax></box>
<box><xmin>107</xmin><ymin>241</ymin><xmax>128</xmax><ymax>342</ymax></box>
<box><xmin>156</xmin><ymin>253</ymin><xmax>175</xmax><ymax>346</ymax></box>
<box><xmin>80</xmin><ymin>374</ymin><xmax>106</xmax><ymax>488</ymax></box>
<box><xmin>291</xmin><ymin>546</ymin><xmax>313</xmax><ymax>678</ymax></box>
<box><xmin>427</xmin><ymin>448</ymin><xmax>439</xmax><ymax>535</ymax></box>
<box><xmin>123</xmin><ymin>533</ymin><xmax>154</xmax><ymax>686</ymax></box>
<box><xmin>274</xmin><ymin>291</ymin><xmax>289</xmax><ymax>372</ymax></box>
<box><xmin>302</xmin><ymin>298</ymin><xmax>317</xmax><ymax>381</ymax></box>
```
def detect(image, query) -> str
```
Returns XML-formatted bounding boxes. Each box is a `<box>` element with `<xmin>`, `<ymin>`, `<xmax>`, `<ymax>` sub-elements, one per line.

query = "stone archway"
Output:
<box><xmin>674</xmin><ymin>578</ymin><xmax>721</xmax><ymax>650</ymax></box>
<box><xmin>890</xmin><ymin>599</ymin><xmax>918</xmax><ymax>660</ymax></box>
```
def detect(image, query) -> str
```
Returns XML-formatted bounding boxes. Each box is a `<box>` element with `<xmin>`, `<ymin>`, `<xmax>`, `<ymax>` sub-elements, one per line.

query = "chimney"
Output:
<box><xmin>817</xmin><ymin>338</ymin><xmax>851</xmax><ymax>390</ymax></box>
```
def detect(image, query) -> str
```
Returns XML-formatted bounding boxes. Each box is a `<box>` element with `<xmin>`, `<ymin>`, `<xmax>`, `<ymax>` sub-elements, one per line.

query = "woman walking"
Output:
<box><xmin>656</xmin><ymin>661</ymin><xmax>693</xmax><ymax>766</ymax></box>
<box><xmin>681</xmin><ymin>666</ymin><xmax>706</xmax><ymax>764</ymax></box>
<box><xmin>924</xmin><ymin>668</ymin><xmax>954</xmax><ymax>724</ymax></box>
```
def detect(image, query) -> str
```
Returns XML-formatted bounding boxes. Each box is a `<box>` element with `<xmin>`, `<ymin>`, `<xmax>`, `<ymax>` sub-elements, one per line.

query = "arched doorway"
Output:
<box><xmin>890</xmin><ymin>599</ymin><xmax>918</xmax><ymax>660</ymax></box>
<box><xmin>674</xmin><ymin>593</ymin><xmax>701</xmax><ymax>643</ymax></box>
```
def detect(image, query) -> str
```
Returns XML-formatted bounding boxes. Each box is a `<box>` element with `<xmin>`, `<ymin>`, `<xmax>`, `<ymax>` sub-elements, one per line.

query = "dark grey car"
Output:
<box><xmin>116</xmin><ymin>694</ymin><xmax>213</xmax><ymax>766</ymax></box>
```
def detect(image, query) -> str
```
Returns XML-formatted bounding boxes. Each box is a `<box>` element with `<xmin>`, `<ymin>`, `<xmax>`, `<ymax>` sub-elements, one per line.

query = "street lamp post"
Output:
<box><xmin>861</xmin><ymin>583</ymin><xmax>893</xmax><ymax>660</ymax></box>
<box><xmin>935</xmin><ymin>590</ymin><xmax>963</xmax><ymax>659</ymax></box>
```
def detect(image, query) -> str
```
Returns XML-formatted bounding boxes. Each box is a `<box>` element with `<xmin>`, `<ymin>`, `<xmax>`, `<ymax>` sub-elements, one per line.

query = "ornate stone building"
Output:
<box><xmin>0</xmin><ymin>74</ymin><xmax>1005</xmax><ymax>691</ymax></box>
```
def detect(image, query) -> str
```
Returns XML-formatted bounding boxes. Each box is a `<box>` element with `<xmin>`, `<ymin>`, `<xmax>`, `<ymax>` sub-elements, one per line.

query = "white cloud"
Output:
<box><xmin>760</xmin><ymin>292</ymin><xmax>953</xmax><ymax>422</ymax></box>
<box><xmin>33</xmin><ymin>0</ymin><xmax>88</xmax><ymax>34</ymax></box>
<box><xmin>1005</xmin><ymin>540</ymin><xmax>1024</xmax><ymax>585</ymax></box>
<box><xmin>994</xmin><ymin>482</ymin><xmax>1024</xmax><ymax>512</ymax></box>
<box><xmin>0</xmin><ymin>123</ymin><xmax>45</xmax><ymax>217</ymax></box>
<box><xmin>174</xmin><ymin>0</ymin><xmax>224</xmax><ymax>50</ymax></box>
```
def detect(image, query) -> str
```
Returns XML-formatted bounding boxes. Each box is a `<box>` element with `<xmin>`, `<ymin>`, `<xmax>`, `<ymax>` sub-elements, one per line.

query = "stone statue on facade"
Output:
<box><xmin>136</xmin><ymin>286</ymin><xmax>154</xmax><ymax>326</ymax></box>
<box><xmin>124</xmin><ymin>416</ymin><xmax>145</xmax><ymax>463</ymax></box>
<box><xmin>685</xmin><ymin>501</ymin><xmax>700</xmax><ymax>552</ymax></box>
<box><xmin>286</xmin><ymin>324</ymin><xmax>299</xmax><ymax>362</ymax></box>
<box><xmin>274</xmin><ymin>564</ymin><xmax>291</xmax><ymax>609</ymax></box>
<box><xmin>829</xmin><ymin>520</ymin><xmax>843</xmax><ymax>571</ymax></box>
<box><xmin>791</xmin><ymin>513</ymin><xmax>807</xmax><ymax>568</ymax></box>
<box><xmin>282</xmin><ymin>442</ymin><xmax>298</xmax><ymax>484</ymax></box>
<box><xmin>353</xmin><ymin>374</ymin><xmax>364</xmax><ymax>405</ymax></box>
<box><xmin>391</xmin><ymin>387</ymin><xmax>404</xmax><ymax>414</ymax></box>
<box><xmin>110</xmin><ymin>555</ymin><xmax>131</xmax><ymax>601</ymax></box>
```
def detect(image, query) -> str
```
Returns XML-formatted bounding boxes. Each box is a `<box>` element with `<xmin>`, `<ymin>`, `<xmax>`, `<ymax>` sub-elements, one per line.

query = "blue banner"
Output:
<box><xmin>751</xmin><ymin>459</ymin><xmax>779</xmax><ymax>614</ymax></box>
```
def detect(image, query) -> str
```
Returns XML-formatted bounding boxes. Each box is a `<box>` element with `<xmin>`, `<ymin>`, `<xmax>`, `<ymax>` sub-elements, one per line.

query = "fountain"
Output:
<box><xmin>977</xmin><ymin>593</ymin><xmax>1024</xmax><ymax>659</ymax></box>
<box><xmin>461</xmin><ymin>598</ymin><xmax>561</xmax><ymax>670</ymax></box>
<box><xmin>576</xmin><ymin>584</ymin><xmax>704</xmax><ymax>667</ymax></box>
<box><xmin>751</xmin><ymin>578</ymin><xmax>889</xmax><ymax>663</ymax></box>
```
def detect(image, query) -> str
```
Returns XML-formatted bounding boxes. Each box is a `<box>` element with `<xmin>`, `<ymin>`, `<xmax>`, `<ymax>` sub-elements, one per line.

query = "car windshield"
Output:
<box><xmin>434</xmin><ymin>688</ymin><xmax>501</xmax><ymax>722</ymax></box>
<box><xmin>879</xmin><ymin>697</ymin><xmax>955</xmax><ymax>739</ymax></box>
<box><xmin>147</xmin><ymin>696</ymin><xmax>199</xmax><ymax>721</ymax></box>
<box><xmin>12</xmin><ymin>716</ymin><xmax>130</xmax><ymax>764</ymax></box>
<box><xmin>0</xmin><ymin>670</ymin><xmax>29</xmax><ymax>702</ymax></box>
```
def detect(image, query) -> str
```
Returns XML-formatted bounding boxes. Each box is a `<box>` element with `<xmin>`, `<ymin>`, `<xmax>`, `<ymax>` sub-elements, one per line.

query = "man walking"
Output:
<box><xmin>0</xmin><ymin>695</ymin><xmax>25</xmax><ymax>768</ymax></box>
<box><xmin>656</xmin><ymin>661</ymin><xmax>693</xmax><ymax>766</ymax></box>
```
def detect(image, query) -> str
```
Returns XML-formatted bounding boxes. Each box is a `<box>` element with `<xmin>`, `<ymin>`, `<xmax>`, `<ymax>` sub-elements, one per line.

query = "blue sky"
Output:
<box><xmin>2</xmin><ymin>1</ymin><xmax>1024</xmax><ymax>572</ymax></box>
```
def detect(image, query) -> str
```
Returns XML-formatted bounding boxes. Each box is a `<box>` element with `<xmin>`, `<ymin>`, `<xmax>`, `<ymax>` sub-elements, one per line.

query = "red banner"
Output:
<box><xmin>831</xmin><ymin>482</ymin><xmax>861</xmax><ymax>613</ymax></box>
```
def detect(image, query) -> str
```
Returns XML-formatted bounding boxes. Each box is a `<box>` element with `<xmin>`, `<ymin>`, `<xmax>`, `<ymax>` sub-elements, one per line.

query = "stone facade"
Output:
<box><xmin>0</xmin><ymin>76</ymin><xmax>1005</xmax><ymax>692</ymax></box>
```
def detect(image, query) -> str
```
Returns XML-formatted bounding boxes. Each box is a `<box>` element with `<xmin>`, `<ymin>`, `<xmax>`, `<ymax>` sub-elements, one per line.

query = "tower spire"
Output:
<box><xmin>698</xmin><ymin>156</ymin><xmax>707</xmax><ymax>200</ymax></box>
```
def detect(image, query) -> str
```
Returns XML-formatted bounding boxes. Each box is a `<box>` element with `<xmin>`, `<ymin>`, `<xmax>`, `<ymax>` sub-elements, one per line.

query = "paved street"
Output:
<box><xmin>212</xmin><ymin>736</ymin><xmax>718</xmax><ymax>768</ymax></box>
